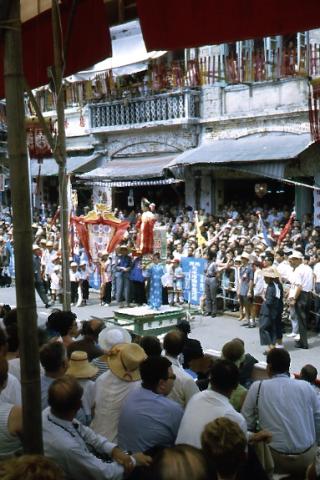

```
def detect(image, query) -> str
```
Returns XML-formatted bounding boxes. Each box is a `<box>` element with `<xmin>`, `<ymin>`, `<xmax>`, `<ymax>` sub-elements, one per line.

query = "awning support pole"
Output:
<box><xmin>4</xmin><ymin>0</ymin><xmax>43</xmax><ymax>454</ymax></box>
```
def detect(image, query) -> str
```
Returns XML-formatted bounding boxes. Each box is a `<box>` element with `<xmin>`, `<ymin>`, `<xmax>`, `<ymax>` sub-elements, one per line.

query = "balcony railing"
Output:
<box><xmin>89</xmin><ymin>89</ymin><xmax>200</xmax><ymax>129</ymax></box>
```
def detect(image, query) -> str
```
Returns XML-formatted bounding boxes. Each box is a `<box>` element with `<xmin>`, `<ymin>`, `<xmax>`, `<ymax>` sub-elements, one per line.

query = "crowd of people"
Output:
<box><xmin>1</xmin><ymin>200</ymin><xmax>320</xmax><ymax>478</ymax></box>
<box><xmin>0</xmin><ymin>307</ymin><xmax>320</xmax><ymax>479</ymax></box>
<box><xmin>8</xmin><ymin>200</ymin><xmax>318</xmax><ymax>354</ymax></box>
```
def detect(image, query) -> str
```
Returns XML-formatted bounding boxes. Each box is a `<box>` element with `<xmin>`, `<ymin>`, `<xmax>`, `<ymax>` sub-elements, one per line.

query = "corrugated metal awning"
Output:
<box><xmin>167</xmin><ymin>132</ymin><xmax>312</xmax><ymax>170</ymax></box>
<box><xmin>220</xmin><ymin>161</ymin><xmax>286</xmax><ymax>180</ymax></box>
<box><xmin>80</xmin><ymin>155</ymin><xmax>176</xmax><ymax>181</ymax></box>
<box><xmin>30</xmin><ymin>153</ymin><xmax>103</xmax><ymax>177</ymax></box>
<box><xmin>78</xmin><ymin>178</ymin><xmax>182</xmax><ymax>188</ymax></box>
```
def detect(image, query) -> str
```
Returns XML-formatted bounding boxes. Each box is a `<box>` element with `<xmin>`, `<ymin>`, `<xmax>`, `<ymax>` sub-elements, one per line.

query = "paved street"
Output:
<box><xmin>1</xmin><ymin>286</ymin><xmax>319</xmax><ymax>374</ymax></box>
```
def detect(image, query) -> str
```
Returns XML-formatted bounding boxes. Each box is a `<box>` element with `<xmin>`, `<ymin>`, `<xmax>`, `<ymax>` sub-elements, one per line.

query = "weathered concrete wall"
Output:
<box><xmin>201</xmin><ymin>77</ymin><xmax>309</xmax><ymax>122</ymax></box>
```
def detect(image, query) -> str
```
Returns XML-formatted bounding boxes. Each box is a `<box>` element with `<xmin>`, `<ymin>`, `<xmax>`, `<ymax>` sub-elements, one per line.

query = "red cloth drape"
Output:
<box><xmin>71</xmin><ymin>216</ymin><xmax>129</xmax><ymax>260</ymax></box>
<box><xmin>0</xmin><ymin>0</ymin><xmax>111</xmax><ymax>98</ymax></box>
<box><xmin>137</xmin><ymin>0</ymin><xmax>320</xmax><ymax>52</ymax></box>
<box><xmin>277</xmin><ymin>213</ymin><xmax>295</xmax><ymax>245</ymax></box>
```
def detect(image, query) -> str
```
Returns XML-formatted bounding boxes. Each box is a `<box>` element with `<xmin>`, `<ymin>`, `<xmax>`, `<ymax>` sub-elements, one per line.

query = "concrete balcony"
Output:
<box><xmin>88</xmin><ymin>89</ymin><xmax>200</xmax><ymax>132</ymax></box>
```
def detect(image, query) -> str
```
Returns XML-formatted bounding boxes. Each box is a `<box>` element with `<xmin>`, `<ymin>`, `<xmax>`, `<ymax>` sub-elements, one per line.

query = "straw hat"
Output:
<box><xmin>240</xmin><ymin>252</ymin><xmax>250</xmax><ymax>260</ymax></box>
<box><xmin>98</xmin><ymin>326</ymin><xmax>131</xmax><ymax>352</ymax></box>
<box><xmin>108</xmin><ymin>343</ymin><xmax>146</xmax><ymax>382</ymax></box>
<box><xmin>66</xmin><ymin>351</ymin><xmax>98</xmax><ymax>379</ymax></box>
<box><xmin>32</xmin><ymin>244</ymin><xmax>41</xmax><ymax>251</ymax></box>
<box><xmin>262</xmin><ymin>267</ymin><xmax>279</xmax><ymax>279</ymax></box>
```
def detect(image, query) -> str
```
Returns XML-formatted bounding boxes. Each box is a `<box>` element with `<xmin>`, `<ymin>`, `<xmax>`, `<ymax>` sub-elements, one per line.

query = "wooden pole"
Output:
<box><xmin>51</xmin><ymin>0</ymin><xmax>71</xmax><ymax>311</ymax></box>
<box><xmin>3</xmin><ymin>0</ymin><xmax>43</xmax><ymax>453</ymax></box>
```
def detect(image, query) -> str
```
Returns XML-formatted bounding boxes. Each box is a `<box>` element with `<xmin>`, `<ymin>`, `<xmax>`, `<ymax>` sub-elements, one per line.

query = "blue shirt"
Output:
<box><xmin>242</xmin><ymin>374</ymin><xmax>320</xmax><ymax>453</ymax></box>
<box><xmin>118</xmin><ymin>386</ymin><xmax>184</xmax><ymax>453</ymax></box>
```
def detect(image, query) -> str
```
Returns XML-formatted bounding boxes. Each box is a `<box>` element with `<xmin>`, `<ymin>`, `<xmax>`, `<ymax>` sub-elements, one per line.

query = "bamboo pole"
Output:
<box><xmin>51</xmin><ymin>0</ymin><xmax>71</xmax><ymax>311</ymax></box>
<box><xmin>3</xmin><ymin>0</ymin><xmax>43</xmax><ymax>454</ymax></box>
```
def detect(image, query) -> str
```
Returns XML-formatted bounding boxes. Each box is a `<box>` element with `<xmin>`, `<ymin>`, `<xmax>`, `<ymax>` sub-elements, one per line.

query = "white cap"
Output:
<box><xmin>98</xmin><ymin>326</ymin><xmax>131</xmax><ymax>351</ymax></box>
<box><xmin>289</xmin><ymin>250</ymin><xmax>304</xmax><ymax>260</ymax></box>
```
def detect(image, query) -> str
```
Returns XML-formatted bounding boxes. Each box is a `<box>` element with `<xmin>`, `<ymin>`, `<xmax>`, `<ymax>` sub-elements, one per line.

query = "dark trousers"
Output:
<box><xmin>259</xmin><ymin>314</ymin><xmax>276</xmax><ymax>346</ymax></box>
<box><xmin>295</xmin><ymin>291</ymin><xmax>311</xmax><ymax>348</ymax></box>
<box><xmin>101</xmin><ymin>282</ymin><xmax>112</xmax><ymax>304</ymax></box>
<box><xmin>205</xmin><ymin>277</ymin><xmax>217</xmax><ymax>314</ymax></box>
<box><xmin>315</xmin><ymin>283</ymin><xmax>320</xmax><ymax>332</ymax></box>
<box><xmin>131</xmin><ymin>281</ymin><xmax>146</xmax><ymax>305</ymax></box>
<box><xmin>35</xmin><ymin>280</ymin><xmax>49</xmax><ymax>306</ymax></box>
<box><xmin>71</xmin><ymin>281</ymin><xmax>79</xmax><ymax>304</ymax></box>
<box><xmin>81</xmin><ymin>279</ymin><xmax>89</xmax><ymax>301</ymax></box>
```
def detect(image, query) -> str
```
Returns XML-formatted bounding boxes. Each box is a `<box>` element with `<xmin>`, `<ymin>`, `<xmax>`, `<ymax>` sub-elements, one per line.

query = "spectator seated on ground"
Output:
<box><xmin>163</xmin><ymin>330</ymin><xmax>199</xmax><ymax>408</ymax></box>
<box><xmin>202</xmin><ymin>417</ymin><xmax>269</xmax><ymax>480</ymax></box>
<box><xmin>91</xmin><ymin>343</ymin><xmax>146</xmax><ymax>443</ymax></box>
<box><xmin>42</xmin><ymin>375</ymin><xmax>152</xmax><ymax>480</ymax></box>
<box><xmin>300</xmin><ymin>364</ymin><xmax>320</xmax><ymax>396</ymax></box>
<box><xmin>0</xmin><ymin>357</ymin><xmax>22</xmax><ymax>459</ymax></box>
<box><xmin>232</xmin><ymin>338</ymin><xmax>258</xmax><ymax>390</ymax></box>
<box><xmin>139</xmin><ymin>335</ymin><xmax>162</xmax><ymax>357</ymax></box>
<box><xmin>46</xmin><ymin>310</ymin><xmax>79</xmax><ymax>347</ymax></box>
<box><xmin>39</xmin><ymin>342</ymin><xmax>68</xmax><ymax>410</ymax></box>
<box><xmin>0</xmin><ymin>454</ymin><xmax>63</xmax><ymax>480</ymax></box>
<box><xmin>221</xmin><ymin>339</ymin><xmax>247</xmax><ymax>412</ymax></box>
<box><xmin>67</xmin><ymin>319</ymin><xmax>105</xmax><ymax>361</ymax></box>
<box><xmin>141</xmin><ymin>445</ymin><xmax>208</xmax><ymax>480</ymax></box>
<box><xmin>118</xmin><ymin>356</ymin><xmax>183</xmax><ymax>454</ymax></box>
<box><xmin>91</xmin><ymin>326</ymin><xmax>132</xmax><ymax>380</ymax></box>
<box><xmin>0</xmin><ymin>327</ymin><xmax>21</xmax><ymax>405</ymax></box>
<box><xmin>176</xmin><ymin>359</ymin><xmax>247</xmax><ymax>448</ymax></box>
<box><xmin>241</xmin><ymin>348</ymin><xmax>320</xmax><ymax>479</ymax></box>
<box><xmin>66</xmin><ymin>351</ymin><xmax>98</xmax><ymax>425</ymax></box>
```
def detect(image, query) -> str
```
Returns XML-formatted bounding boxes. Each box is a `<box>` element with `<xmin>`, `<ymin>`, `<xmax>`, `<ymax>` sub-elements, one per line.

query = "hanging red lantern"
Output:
<box><xmin>255</xmin><ymin>183</ymin><xmax>268</xmax><ymax>198</ymax></box>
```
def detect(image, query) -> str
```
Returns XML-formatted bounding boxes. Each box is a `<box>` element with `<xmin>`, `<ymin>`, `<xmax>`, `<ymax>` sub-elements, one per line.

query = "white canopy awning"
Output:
<box><xmin>67</xmin><ymin>20</ymin><xmax>166</xmax><ymax>81</ymax></box>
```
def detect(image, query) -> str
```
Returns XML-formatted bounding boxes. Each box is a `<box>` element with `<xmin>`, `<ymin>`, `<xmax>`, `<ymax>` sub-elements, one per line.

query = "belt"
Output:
<box><xmin>270</xmin><ymin>445</ymin><xmax>313</xmax><ymax>456</ymax></box>
<box><xmin>206</xmin><ymin>275</ymin><xmax>216</xmax><ymax>278</ymax></box>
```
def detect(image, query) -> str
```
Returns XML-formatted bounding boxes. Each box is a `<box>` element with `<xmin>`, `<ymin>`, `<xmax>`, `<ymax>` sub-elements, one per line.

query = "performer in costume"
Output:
<box><xmin>143</xmin><ymin>252</ymin><xmax>165</xmax><ymax>310</ymax></box>
<box><xmin>136</xmin><ymin>198</ymin><xmax>155</xmax><ymax>254</ymax></box>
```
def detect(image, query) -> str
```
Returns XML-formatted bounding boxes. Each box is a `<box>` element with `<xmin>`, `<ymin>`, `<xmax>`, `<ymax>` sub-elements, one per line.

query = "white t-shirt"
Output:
<box><xmin>292</xmin><ymin>263</ymin><xmax>313</xmax><ymax>293</ymax></box>
<box><xmin>314</xmin><ymin>262</ymin><xmax>320</xmax><ymax>283</ymax></box>
<box><xmin>253</xmin><ymin>269</ymin><xmax>265</xmax><ymax>297</ymax></box>
<box><xmin>0</xmin><ymin>373</ymin><xmax>21</xmax><ymax>405</ymax></box>
<box><xmin>175</xmin><ymin>389</ymin><xmax>247</xmax><ymax>448</ymax></box>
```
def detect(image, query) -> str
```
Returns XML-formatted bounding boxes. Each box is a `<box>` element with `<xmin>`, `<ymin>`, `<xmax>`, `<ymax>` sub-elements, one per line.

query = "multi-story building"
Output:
<box><xmin>32</xmin><ymin>22</ymin><xmax>320</xmax><ymax>220</ymax></box>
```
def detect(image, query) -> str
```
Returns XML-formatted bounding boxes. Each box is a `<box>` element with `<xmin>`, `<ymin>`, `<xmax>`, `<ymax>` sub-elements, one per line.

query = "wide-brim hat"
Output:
<box><xmin>262</xmin><ymin>267</ymin><xmax>279</xmax><ymax>279</ymax></box>
<box><xmin>240</xmin><ymin>252</ymin><xmax>250</xmax><ymax>260</ymax></box>
<box><xmin>98</xmin><ymin>326</ymin><xmax>131</xmax><ymax>351</ymax></box>
<box><xmin>66</xmin><ymin>351</ymin><xmax>98</xmax><ymax>379</ymax></box>
<box><xmin>108</xmin><ymin>343</ymin><xmax>146</xmax><ymax>382</ymax></box>
<box><xmin>32</xmin><ymin>244</ymin><xmax>41</xmax><ymax>251</ymax></box>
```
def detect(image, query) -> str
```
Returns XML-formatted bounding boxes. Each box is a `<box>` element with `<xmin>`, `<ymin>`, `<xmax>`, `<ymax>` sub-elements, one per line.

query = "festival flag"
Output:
<box><xmin>194</xmin><ymin>211</ymin><xmax>207</xmax><ymax>247</ymax></box>
<box><xmin>257</xmin><ymin>212</ymin><xmax>272</xmax><ymax>247</ymax></box>
<box><xmin>277</xmin><ymin>211</ymin><xmax>295</xmax><ymax>245</ymax></box>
